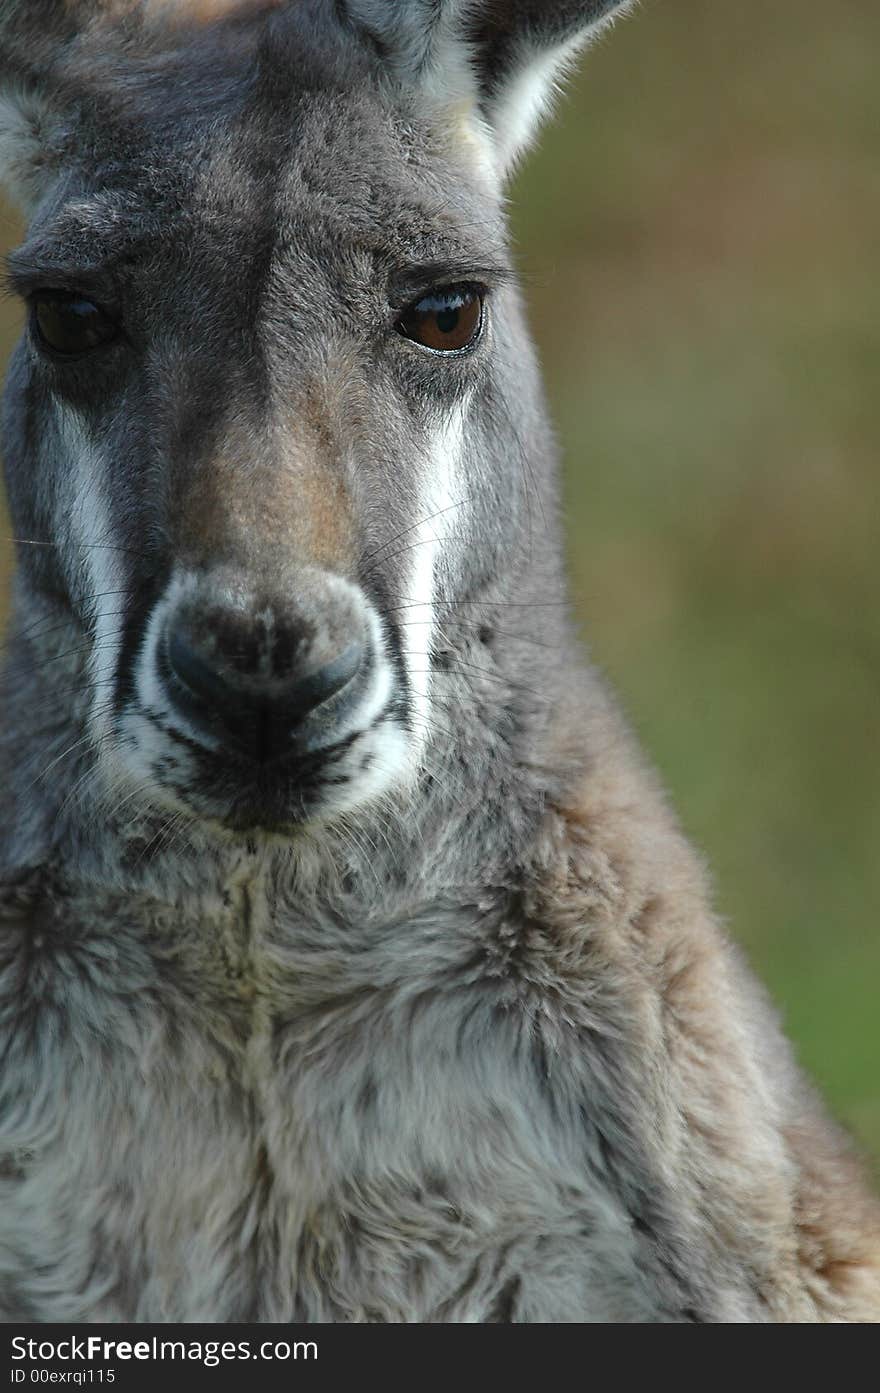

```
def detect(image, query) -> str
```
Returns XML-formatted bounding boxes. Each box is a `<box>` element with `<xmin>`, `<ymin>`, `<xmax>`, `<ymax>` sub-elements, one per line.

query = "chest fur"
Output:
<box><xmin>0</xmin><ymin>891</ymin><xmax>684</xmax><ymax>1322</ymax></box>
<box><xmin>1</xmin><ymin>876</ymin><xmax>746</xmax><ymax>1323</ymax></box>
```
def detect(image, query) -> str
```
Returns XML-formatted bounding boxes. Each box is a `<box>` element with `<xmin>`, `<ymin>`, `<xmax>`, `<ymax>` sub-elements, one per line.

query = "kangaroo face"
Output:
<box><xmin>4</xmin><ymin>30</ymin><xmax>511</xmax><ymax>831</ymax></box>
<box><xmin>0</xmin><ymin>1</ymin><xmax>626</xmax><ymax>834</ymax></box>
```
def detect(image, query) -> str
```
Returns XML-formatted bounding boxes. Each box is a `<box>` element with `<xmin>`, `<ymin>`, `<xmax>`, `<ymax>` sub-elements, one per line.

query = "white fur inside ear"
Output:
<box><xmin>0</xmin><ymin>86</ymin><xmax>55</xmax><ymax>211</ymax></box>
<box><xmin>347</xmin><ymin>0</ymin><xmax>633</xmax><ymax>182</ymax></box>
<box><xmin>484</xmin><ymin>2</ymin><xmax>632</xmax><ymax>177</ymax></box>
<box><xmin>485</xmin><ymin>33</ymin><xmax>584</xmax><ymax>176</ymax></box>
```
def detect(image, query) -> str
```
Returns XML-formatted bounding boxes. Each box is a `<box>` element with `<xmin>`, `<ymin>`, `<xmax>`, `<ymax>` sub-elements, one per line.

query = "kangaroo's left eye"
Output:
<box><xmin>31</xmin><ymin>293</ymin><xmax>119</xmax><ymax>357</ymax></box>
<box><xmin>397</xmin><ymin>286</ymin><xmax>483</xmax><ymax>353</ymax></box>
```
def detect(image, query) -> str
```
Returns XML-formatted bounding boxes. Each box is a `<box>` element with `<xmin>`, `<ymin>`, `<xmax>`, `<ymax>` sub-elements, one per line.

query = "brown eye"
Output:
<box><xmin>32</xmin><ymin>293</ymin><xmax>119</xmax><ymax>357</ymax></box>
<box><xmin>397</xmin><ymin>285</ymin><xmax>483</xmax><ymax>353</ymax></box>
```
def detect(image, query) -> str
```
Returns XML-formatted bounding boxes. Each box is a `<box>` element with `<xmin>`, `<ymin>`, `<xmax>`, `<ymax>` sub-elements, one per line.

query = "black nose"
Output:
<box><xmin>162</xmin><ymin>620</ymin><xmax>366</xmax><ymax>763</ymax></box>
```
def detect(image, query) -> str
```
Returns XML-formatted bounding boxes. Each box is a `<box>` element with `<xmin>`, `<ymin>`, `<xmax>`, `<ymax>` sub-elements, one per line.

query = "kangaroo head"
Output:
<box><xmin>0</xmin><ymin>1</ymin><xmax>628</xmax><ymax>835</ymax></box>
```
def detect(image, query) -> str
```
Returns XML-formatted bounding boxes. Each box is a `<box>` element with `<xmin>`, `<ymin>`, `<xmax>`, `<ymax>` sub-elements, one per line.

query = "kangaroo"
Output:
<box><xmin>0</xmin><ymin>0</ymin><xmax>877</xmax><ymax>1324</ymax></box>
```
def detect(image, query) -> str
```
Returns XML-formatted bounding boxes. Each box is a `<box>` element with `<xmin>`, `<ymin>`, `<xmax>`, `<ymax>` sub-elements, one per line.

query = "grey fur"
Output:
<box><xmin>0</xmin><ymin>0</ymin><xmax>878</xmax><ymax>1323</ymax></box>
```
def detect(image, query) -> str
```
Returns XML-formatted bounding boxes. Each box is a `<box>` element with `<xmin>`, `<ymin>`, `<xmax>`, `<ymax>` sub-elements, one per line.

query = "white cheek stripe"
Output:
<box><xmin>404</xmin><ymin>401</ymin><xmax>466</xmax><ymax>746</ymax></box>
<box><xmin>57</xmin><ymin>404</ymin><xmax>126</xmax><ymax>748</ymax></box>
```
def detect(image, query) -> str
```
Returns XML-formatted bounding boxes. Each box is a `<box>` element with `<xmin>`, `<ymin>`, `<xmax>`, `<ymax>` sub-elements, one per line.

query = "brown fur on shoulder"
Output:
<box><xmin>535</xmin><ymin>686</ymin><xmax>880</xmax><ymax>1320</ymax></box>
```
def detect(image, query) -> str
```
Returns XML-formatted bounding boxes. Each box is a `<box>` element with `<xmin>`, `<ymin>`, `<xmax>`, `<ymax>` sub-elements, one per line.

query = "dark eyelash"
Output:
<box><xmin>387</xmin><ymin>262</ymin><xmax>513</xmax><ymax>309</ymax></box>
<box><xmin>412</xmin><ymin>281</ymin><xmax>487</xmax><ymax>304</ymax></box>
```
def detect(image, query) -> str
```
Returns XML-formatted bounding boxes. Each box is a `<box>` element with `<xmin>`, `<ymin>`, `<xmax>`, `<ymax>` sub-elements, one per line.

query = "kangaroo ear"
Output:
<box><xmin>0</xmin><ymin>2</ymin><xmax>93</xmax><ymax>212</ymax></box>
<box><xmin>0</xmin><ymin>83</ymin><xmax>60</xmax><ymax>213</ymax></box>
<box><xmin>466</xmin><ymin>1</ymin><xmax>634</xmax><ymax>173</ymax></box>
<box><xmin>0</xmin><ymin>3</ymin><xmax>285</xmax><ymax>209</ymax></box>
<box><xmin>345</xmin><ymin>1</ymin><xmax>633</xmax><ymax>177</ymax></box>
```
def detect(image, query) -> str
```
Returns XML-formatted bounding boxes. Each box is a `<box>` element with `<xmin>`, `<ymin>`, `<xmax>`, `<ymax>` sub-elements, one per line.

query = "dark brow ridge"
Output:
<box><xmin>4</xmin><ymin>262</ymin><xmax>124</xmax><ymax>303</ymax></box>
<box><xmin>5</xmin><ymin>252</ymin><xmax>519</xmax><ymax>305</ymax></box>
<box><xmin>387</xmin><ymin>260</ymin><xmax>518</xmax><ymax>304</ymax></box>
<box><xmin>6</xmin><ymin>224</ymin><xmax>167</xmax><ymax>300</ymax></box>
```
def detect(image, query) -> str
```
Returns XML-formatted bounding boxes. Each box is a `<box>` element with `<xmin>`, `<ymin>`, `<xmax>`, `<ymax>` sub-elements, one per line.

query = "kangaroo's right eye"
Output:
<box><xmin>31</xmin><ymin>293</ymin><xmax>119</xmax><ymax>357</ymax></box>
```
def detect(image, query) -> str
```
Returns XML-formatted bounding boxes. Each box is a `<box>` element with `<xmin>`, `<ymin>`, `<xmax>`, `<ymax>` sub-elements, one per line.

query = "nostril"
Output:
<box><xmin>162</xmin><ymin>620</ymin><xmax>367</xmax><ymax>760</ymax></box>
<box><xmin>166</xmin><ymin>625</ymin><xmax>237</xmax><ymax>714</ymax></box>
<box><xmin>282</xmin><ymin>641</ymin><xmax>364</xmax><ymax>724</ymax></box>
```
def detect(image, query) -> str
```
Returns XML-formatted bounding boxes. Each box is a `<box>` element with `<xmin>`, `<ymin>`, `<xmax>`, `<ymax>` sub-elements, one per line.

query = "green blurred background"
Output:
<box><xmin>0</xmin><ymin>0</ymin><xmax>877</xmax><ymax>1163</ymax></box>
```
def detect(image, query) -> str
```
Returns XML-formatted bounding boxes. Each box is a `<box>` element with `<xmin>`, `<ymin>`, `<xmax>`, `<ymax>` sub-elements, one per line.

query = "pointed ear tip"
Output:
<box><xmin>481</xmin><ymin>0</ymin><xmax>636</xmax><ymax>180</ymax></box>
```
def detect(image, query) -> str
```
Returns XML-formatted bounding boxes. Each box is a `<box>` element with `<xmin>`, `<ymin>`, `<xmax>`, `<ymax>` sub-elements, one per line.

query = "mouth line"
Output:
<box><xmin>130</xmin><ymin>698</ymin><xmax>400</xmax><ymax>831</ymax></box>
<box><xmin>156</xmin><ymin>696</ymin><xmax>401</xmax><ymax>775</ymax></box>
<box><xmin>161</xmin><ymin>717</ymin><xmax>362</xmax><ymax>772</ymax></box>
